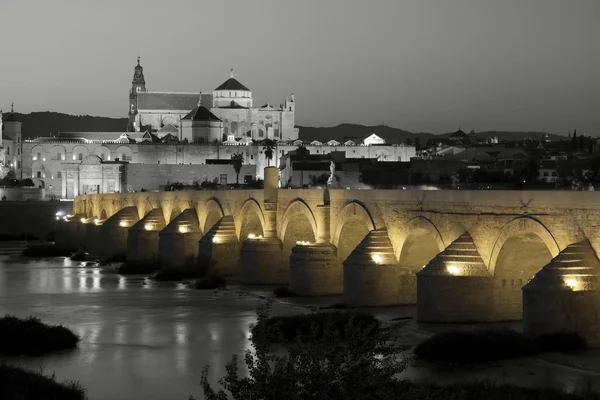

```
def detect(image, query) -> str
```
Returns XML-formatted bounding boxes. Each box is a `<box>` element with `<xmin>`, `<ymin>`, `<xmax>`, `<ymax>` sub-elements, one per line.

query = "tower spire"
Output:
<box><xmin>198</xmin><ymin>89</ymin><xmax>203</xmax><ymax>107</ymax></box>
<box><xmin>11</xmin><ymin>101</ymin><xmax>14</xmax><ymax>113</ymax></box>
<box><xmin>230</xmin><ymin>68</ymin><xmax>234</xmax><ymax>78</ymax></box>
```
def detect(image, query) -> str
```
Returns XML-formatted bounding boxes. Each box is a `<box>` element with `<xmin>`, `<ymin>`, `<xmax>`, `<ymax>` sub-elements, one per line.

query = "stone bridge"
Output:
<box><xmin>56</xmin><ymin>168</ymin><xmax>600</xmax><ymax>345</ymax></box>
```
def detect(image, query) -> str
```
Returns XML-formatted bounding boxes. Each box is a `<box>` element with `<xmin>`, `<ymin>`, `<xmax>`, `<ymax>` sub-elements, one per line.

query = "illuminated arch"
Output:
<box><xmin>279</xmin><ymin>199</ymin><xmax>317</xmax><ymax>242</ymax></box>
<box><xmin>394</xmin><ymin>216</ymin><xmax>446</xmax><ymax>262</ymax></box>
<box><xmin>236</xmin><ymin>198</ymin><xmax>266</xmax><ymax>239</ymax></box>
<box><xmin>202</xmin><ymin>198</ymin><xmax>225</xmax><ymax>232</ymax></box>
<box><xmin>331</xmin><ymin>201</ymin><xmax>376</xmax><ymax>246</ymax></box>
<box><xmin>488</xmin><ymin>216</ymin><xmax>560</xmax><ymax>275</ymax></box>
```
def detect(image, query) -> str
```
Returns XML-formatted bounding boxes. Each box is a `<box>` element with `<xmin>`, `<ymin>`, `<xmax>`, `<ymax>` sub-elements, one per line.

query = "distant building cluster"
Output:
<box><xmin>1</xmin><ymin>58</ymin><xmax>416</xmax><ymax>198</ymax></box>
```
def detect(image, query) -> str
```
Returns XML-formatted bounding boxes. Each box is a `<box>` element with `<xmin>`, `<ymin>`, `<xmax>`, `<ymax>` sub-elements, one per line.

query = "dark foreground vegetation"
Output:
<box><xmin>414</xmin><ymin>329</ymin><xmax>587</xmax><ymax>365</ymax></box>
<box><xmin>22</xmin><ymin>243</ymin><xmax>74</xmax><ymax>257</ymax></box>
<box><xmin>0</xmin><ymin>233</ymin><xmax>39</xmax><ymax>241</ymax></box>
<box><xmin>0</xmin><ymin>315</ymin><xmax>80</xmax><ymax>356</ymax></box>
<box><xmin>117</xmin><ymin>260</ymin><xmax>160</xmax><ymax>275</ymax></box>
<box><xmin>195</xmin><ymin>302</ymin><xmax>598</xmax><ymax>400</ymax></box>
<box><xmin>251</xmin><ymin>310</ymin><xmax>381</xmax><ymax>342</ymax></box>
<box><xmin>273</xmin><ymin>286</ymin><xmax>297</xmax><ymax>298</ymax></box>
<box><xmin>0</xmin><ymin>364</ymin><xmax>86</xmax><ymax>400</ymax></box>
<box><xmin>194</xmin><ymin>273</ymin><xmax>226</xmax><ymax>290</ymax></box>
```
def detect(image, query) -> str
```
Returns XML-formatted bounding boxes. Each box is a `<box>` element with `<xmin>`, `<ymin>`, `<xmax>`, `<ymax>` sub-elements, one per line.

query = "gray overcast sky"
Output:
<box><xmin>1</xmin><ymin>0</ymin><xmax>598</xmax><ymax>134</ymax></box>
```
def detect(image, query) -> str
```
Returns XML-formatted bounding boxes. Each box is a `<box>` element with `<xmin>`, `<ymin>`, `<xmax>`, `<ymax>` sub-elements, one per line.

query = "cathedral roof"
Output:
<box><xmin>137</xmin><ymin>92</ymin><xmax>202</xmax><ymax>111</ymax></box>
<box><xmin>3</xmin><ymin>113</ymin><xmax>19</xmax><ymax>122</ymax></box>
<box><xmin>182</xmin><ymin>105</ymin><xmax>222</xmax><ymax>122</ymax></box>
<box><xmin>215</xmin><ymin>71</ymin><xmax>250</xmax><ymax>91</ymax></box>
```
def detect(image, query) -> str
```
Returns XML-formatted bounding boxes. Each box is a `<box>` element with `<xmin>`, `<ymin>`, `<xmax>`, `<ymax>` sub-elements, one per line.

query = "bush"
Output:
<box><xmin>22</xmin><ymin>244</ymin><xmax>73</xmax><ymax>257</ymax></box>
<box><xmin>69</xmin><ymin>250</ymin><xmax>89</xmax><ymax>261</ymax></box>
<box><xmin>117</xmin><ymin>260</ymin><xmax>160</xmax><ymax>275</ymax></box>
<box><xmin>153</xmin><ymin>257</ymin><xmax>212</xmax><ymax>282</ymax></box>
<box><xmin>251</xmin><ymin>311</ymin><xmax>381</xmax><ymax>343</ymax></box>
<box><xmin>414</xmin><ymin>329</ymin><xmax>536</xmax><ymax>364</ymax></box>
<box><xmin>198</xmin><ymin>301</ymin><xmax>406</xmax><ymax>400</ymax></box>
<box><xmin>194</xmin><ymin>274</ymin><xmax>226</xmax><ymax>290</ymax></box>
<box><xmin>414</xmin><ymin>329</ymin><xmax>588</xmax><ymax>365</ymax></box>
<box><xmin>273</xmin><ymin>286</ymin><xmax>296</xmax><ymax>298</ymax></box>
<box><xmin>0</xmin><ymin>364</ymin><xmax>86</xmax><ymax>400</ymax></box>
<box><xmin>0</xmin><ymin>315</ymin><xmax>80</xmax><ymax>356</ymax></box>
<box><xmin>536</xmin><ymin>332</ymin><xmax>587</xmax><ymax>353</ymax></box>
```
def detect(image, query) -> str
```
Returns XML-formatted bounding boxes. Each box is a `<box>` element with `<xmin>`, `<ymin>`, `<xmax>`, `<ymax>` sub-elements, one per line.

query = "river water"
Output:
<box><xmin>0</xmin><ymin>255</ymin><xmax>307</xmax><ymax>400</ymax></box>
<box><xmin>2</xmin><ymin>255</ymin><xmax>600</xmax><ymax>400</ymax></box>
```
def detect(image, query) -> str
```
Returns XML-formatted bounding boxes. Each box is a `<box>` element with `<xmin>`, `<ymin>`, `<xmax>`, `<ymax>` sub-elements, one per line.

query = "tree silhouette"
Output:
<box><xmin>231</xmin><ymin>153</ymin><xmax>244</xmax><ymax>184</ymax></box>
<box><xmin>262</xmin><ymin>139</ymin><xmax>276</xmax><ymax>167</ymax></box>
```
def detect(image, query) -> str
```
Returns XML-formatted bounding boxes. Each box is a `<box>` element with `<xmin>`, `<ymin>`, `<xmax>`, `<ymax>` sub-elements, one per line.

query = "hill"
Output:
<box><xmin>2</xmin><ymin>112</ymin><xmax>568</xmax><ymax>144</ymax></box>
<box><xmin>2</xmin><ymin>112</ymin><xmax>128</xmax><ymax>139</ymax></box>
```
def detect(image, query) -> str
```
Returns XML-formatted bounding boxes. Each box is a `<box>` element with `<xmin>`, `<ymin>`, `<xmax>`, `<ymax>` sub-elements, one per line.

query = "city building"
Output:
<box><xmin>1</xmin><ymin>103</ymin><xmax>23</xmax><ymax>177</ymax></box>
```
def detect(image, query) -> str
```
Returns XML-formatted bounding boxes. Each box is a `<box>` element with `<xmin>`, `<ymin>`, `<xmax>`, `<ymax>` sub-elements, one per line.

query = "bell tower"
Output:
<box><xmin>127</xmin><ymin>57</ymin><xmax>147</xmax><ymax>132</ymax></box>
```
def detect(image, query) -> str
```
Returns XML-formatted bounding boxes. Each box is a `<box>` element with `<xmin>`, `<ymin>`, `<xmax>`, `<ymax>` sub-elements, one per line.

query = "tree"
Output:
<box><xmin>262</xmin><ymin>139</ymin><xmax>276</xmax><ymax>167</ymax></box>
<box><xmin>197</xmin><ymin>301</ymin><xmax>408</xmax><ymax>400</ymax></box>
<box><xmin>231</xmin><ymin>153</ymin><xmax>244</xmax><ymax>185</ymax></box>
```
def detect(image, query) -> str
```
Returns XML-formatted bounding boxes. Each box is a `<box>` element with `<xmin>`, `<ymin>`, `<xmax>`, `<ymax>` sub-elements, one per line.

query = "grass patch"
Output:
<box><xmin>22</xmin><ymin>244</ymin><xmax>73</xmax><ymax>257</ymax></box>
<box><xmin>273</xmin><ymin>287</ymin><xmax>297</xmax><ymax>298</ymax></box>
<box><xmin>194</xmin><ymin>274</ymin><xmax>226</xmax><ymax>290</ymax></box>
<box><xmin>117</xmin><ymin>260</ymin><xmax>160</xmax><ymax>275</ymax></box>
<box><xmin>251</xmin><ymin>311</ymin><xmax>380</xmax><ymax>343</ymax></box>
<box><xmin>0</xmin><ymin>315</ymin><xmax>80</xmax><ymax>356</ymax></box>
<box><xmin>0</xmin><ymin>364</ymin><xmax>86</xmax><ymax>400</ymax></box>
<box><xmin>414</xmin><ymin>329</ymin><xmax>588</xmax><ymax>365</ymax></box>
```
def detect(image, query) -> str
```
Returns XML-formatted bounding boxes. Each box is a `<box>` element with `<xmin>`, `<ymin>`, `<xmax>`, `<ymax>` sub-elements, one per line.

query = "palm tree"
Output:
<box><xmin>231</xmin><ymin>153</ymin><xmax>244</xmax><ymax>185</ymax></box>
<box><xmin>262</xmin><ymin>139</ymin><xmax>276</xmax><ymax>167</ymax></box>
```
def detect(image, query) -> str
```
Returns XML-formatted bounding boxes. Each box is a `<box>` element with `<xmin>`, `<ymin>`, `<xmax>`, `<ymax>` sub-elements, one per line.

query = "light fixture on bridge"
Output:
<box><xmin>212</xmin><ymin>236</ymin><xmax>221</xmax><ymax>243</ymax></box>
<box><xmin>446</xmin><ymin>264</ymin><xmax>461</xmax><ymax>275</ymax></box>
<box><xmin>564</xmin><ymin>277</ymin><xmax>580</xmax><ymax>291</ymax></box>
<box><xmin>94</xmin><ymin>218</ymin><xmax>100</xmax><ymax>224</ymax></box>
<box><xmin>371</xmin><ymin>254</ymin><xmax>383</xmax><ymax>265</ymax></box>
<box><xmin>296</xmin><ymin>240</ymin><xmax>311</xmax><ymax>246</ymax></box>
<box><xmin>144</xmin><ymin>223</ymin><xmax>153</xmax><ymax>231</ymax></box>
<box><xmin>80</xmin><ymin>218</ymin><xmax>86</xmax><ymax>223</ymax></box>
<box><xmin>247</xmin><ymin>233</ymin><xmax>256</xmax><ymax>239</ymax></box>
<box><xmin>119</xmin><ymin>221</ymin><xmax>129</xmax><ymax>228</ymax></box>
<box><xmin>178</xmin><ymin>226</ymin><xmax>188</xmax><ymax>233</ymax></box>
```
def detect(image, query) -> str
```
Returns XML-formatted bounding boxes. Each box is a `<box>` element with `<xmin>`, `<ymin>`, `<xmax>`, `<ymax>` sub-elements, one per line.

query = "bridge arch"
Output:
<box><xmin>203</xmin><ymin>198</ymin><xmax>225</xmax><ymax>233</ymax></box>
<box><xmin>280</xmin><ymin>199</ymin><xmax>318</xmax><ymax>242</ymax></box>
<box><xmin>488</xmin><ymin>216</ymin><xmax>560</xmax><ymax>321</ymax></box>
<box><xmin>236</xmin><ymin>198</ymin><xmax>266</xmax><ymax>240</ymax></box>
<box><xmin>394</xmin><ymin>216</ymin><xmax>446</xmax><ymax>262</ymax></box>
<box><xmin>100</xmin><ymin>209</ymin><xmax>108</xmax><ymax>220</ymax></box>
<box><xmin>332</xmin><ymin>201</ymin><xmax>376</xmax><ymax>264</ymax></box>
<box><xmin>488</xmin><ymin>216</ymin><xmax>560</xmax><ymax>275</ymax></box>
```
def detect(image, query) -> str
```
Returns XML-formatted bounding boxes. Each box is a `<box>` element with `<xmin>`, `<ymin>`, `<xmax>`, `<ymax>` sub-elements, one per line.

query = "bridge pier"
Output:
<box><xmin>290</xmin><ymin>243</ymin><xmax>341</xmax><ymax>296</ymax></box>
<box><xmin>417</xmin><ymin>233</ymin><xmax>493</xmax><ymax>322</ymax></box>
<box><xmin>158</xmin><ymin>209</ymin><xmax>202</xmax><ymax>269</ymax></box>
<box><xmin>55</xmin><ymin>215</ymin><xmax>86</xmax><ymax>251</ymax></box>
<box><xmin>523</xmin><ymin>241</ymin><xmax>600</xmax><ymax>346</ymax></box>
<box><xmin>343</xmin><ymin>228</ymin><xmax>400</xmax><ymax>306</ymax></box>
<box><xmin>126</xmin><ymin>209</ymin><xmax>166</xmax><ymax>264</ymax></box>
<box><xmin>240</xmin><ymin>237</ymin><xmax>284</xmax><ymax>284</ymax></box>
<box><xmin>198</xmin><ymin>216</ymin><xmax>240</xmax><ymax>278</ymax></box>
<box><xmin>87</xmin><ymin>206</ymin><xmax>139</xmax><ymax>259</ymax></box>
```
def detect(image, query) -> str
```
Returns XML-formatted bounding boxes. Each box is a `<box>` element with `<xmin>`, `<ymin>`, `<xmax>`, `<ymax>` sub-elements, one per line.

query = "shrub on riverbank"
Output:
<box><xmin>117</xmin><ymin>260</ymin><xmax>160</xmax><ymax>275</ymax></box>
<box><xmin>194</xmin><ymin>273</ymin><xmax>226</xmax><ymax>290</ymax></box>
<box><xmin>153</xmin><ymin>258</ymin><xmax>213</xmax><ymax>281</ymax></box>
<box><xmin>250</xmin><ymin>310</ymin><xmax>380</xmax><ymax>343</ymax></box>
<box><xmin>0</xmin><ymin>364</ymin><xmax>86</xmax><ymax>400</ymax></box>
<box><xmin>273</xmin><ymin>286</ymin><xmax>296</xmax><ymax>297</ymax></box>
<box><xmin>0</xmin><ymin>315</ymin><xmax>79</xmax><ymax>356</ymax></box>
<box><xmin>414</xmin><ymin>329</ymin><xmax>587</xmax><ymax>365</ymax></box>
<box><xmin>22</xmin><ymin>244</ymin><xmax>73</xmax><ymax>257</ymax></box>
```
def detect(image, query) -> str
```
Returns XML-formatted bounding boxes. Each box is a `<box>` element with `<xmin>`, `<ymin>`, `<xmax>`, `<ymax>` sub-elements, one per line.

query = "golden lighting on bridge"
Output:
<box><xmin>144</xmin><ymin>224</ymin><xmax>153</xmax><ymax>231</ymax></box>
<box><xmin>178</xmin><ymin>226</ymin><xmax>188</xmax><ymax>233</ymax></box>
<box><xmin>296</xmin><ymin>240</ymin><xmax>311</xmax><ymax>246</ymax></box>
<box><xmin>94</xmin><ymin>219</ymin><xmax>100</xmax><ymax>225</ymax></box>
<box><xmin>212</xmin><ymin>236</ymin><xmax>221</xmax><ymax>244</ymax></box>
<box><xmin>247</xmin><ymin>234</ymin><xmax>263</xmax><ymax>240</ymax></box>
<box><xmin>119</xmin><ymin>221</ymin><xmax>129</xmax><ymax>228</ymax></box>
<box><xmin>564</xmin><ymin>277</ymin><xmax>580</xmax><ymax>291</ymax></box>
<box><xmin>446</xmin><ymin>264</ymin><xmax>461</xmax><ymax>275</ymax></box>
<box><xmin>371</xmin><ymin>254</ymin><xmax>383</xmax><ymax>265</ymax></box>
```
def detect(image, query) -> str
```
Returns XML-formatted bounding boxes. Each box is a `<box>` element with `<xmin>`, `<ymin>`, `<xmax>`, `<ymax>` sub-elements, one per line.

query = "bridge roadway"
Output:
<box><xmin>56</xmin><ymin>168</ymin><xmax>600</xmax><ymax>345</ymax></box>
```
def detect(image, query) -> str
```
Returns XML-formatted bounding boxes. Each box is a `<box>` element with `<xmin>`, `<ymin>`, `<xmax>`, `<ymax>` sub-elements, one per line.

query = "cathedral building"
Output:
<box><xmin>128</xmin><ymin>59</ymin><xmax>298</xmax><ymax>142</ymax></box>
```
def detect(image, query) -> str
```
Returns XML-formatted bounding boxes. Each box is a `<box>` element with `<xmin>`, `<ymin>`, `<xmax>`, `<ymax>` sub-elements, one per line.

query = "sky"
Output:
<box><xmin>0</xmin><ymin>0</ymin><xmax>598</xmax><ymax>135</ymax></box>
